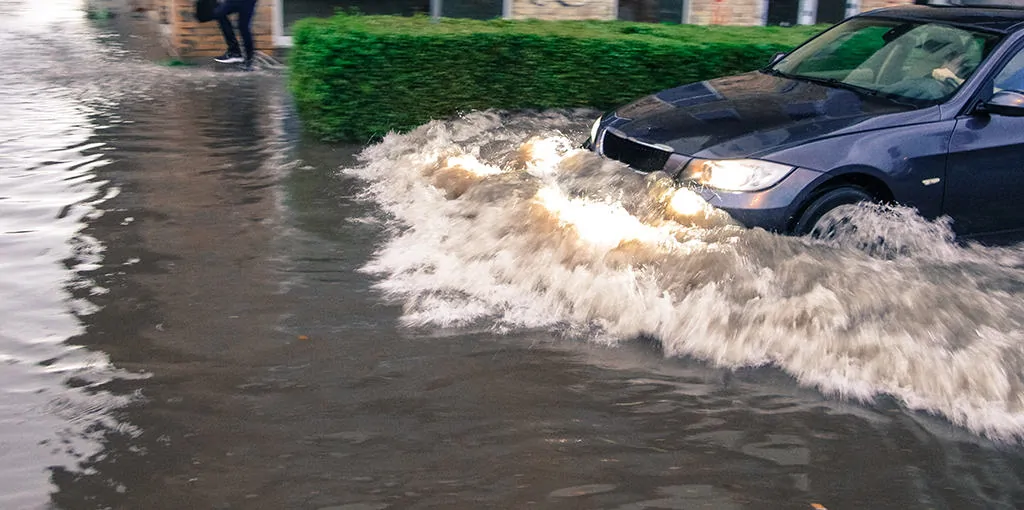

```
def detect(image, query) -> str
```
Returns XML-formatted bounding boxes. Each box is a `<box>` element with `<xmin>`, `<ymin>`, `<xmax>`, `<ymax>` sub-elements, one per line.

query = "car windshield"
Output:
<box><xmin>770</xmin><ymin>18</ymin><xmax>1002</xmax><ymax>105</ymax></box>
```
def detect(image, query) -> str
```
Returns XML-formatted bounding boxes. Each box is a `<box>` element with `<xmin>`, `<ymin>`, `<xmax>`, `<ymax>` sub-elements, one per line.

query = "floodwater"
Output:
<box><xmin>5</xmin><ymin>1</ymin><xmax>1024</xmax><ymax>509</ymax></box>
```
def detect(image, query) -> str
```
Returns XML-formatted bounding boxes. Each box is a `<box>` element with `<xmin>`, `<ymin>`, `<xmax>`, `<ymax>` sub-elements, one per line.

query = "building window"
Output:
<box><xmin>816</xmin><ymin>0</ymin><xmax>847</xmax><ymax>23</ymax></box>
<box><xmin>281</xmin><ymin>0</ymin><xmax>510</xmax><ymax>36</ymax></box>
<box><xmin>441</xmin><ymin>0</ymin><xmax>504</xmax><ymax>18</ymax></box>
<box><xmin>766</xmin><ymin>0</ymin><xmax>798</xmax><ymax>25</ymax></box>
<box><xmin>618</xmin><ymin>0</ymin><xmax>685</xmax><ymax>23</ymax></box>
<box><xmin>283</xmin><ymin>0</ymin><xmax>429</xmax><ymax>35</ymax></box>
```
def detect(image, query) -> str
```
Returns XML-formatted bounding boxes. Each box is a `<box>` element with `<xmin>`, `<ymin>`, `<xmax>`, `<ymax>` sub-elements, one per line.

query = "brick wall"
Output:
<box><xmin>688</xmin><ymin>0</ymin><xmax>766</xmax><ymax>25</ymax></box>
<box><xmin>510</xmin><ymin>0</ymin><xmax>615</xmax><ymax>20</ymax></box>
<box><xmin>140</xmin><ymin>0</ymin><xmax>918</xmax><ymax>60</ymax></box>
<box><xmin>168</xmin><ymin>0</ymin><xmax>274</xmax><ymax>58</ymax></box>
<box><xmin>860</xmin><ymin>0</ymin><xmax>911</xmax><ymax>12</ymax></box>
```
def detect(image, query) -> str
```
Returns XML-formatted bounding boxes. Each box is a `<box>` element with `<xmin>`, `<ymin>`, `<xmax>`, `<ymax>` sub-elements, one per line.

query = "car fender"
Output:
<box><xmin>762</xmin><ymin>122</ymin><xmax>954</xmax><ymax>220</ymax></box>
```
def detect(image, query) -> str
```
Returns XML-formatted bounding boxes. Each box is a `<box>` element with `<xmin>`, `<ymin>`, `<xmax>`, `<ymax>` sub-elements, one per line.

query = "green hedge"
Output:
<box><xmin>289</xmin><ymin>14</ymin><xmax>825</xmax><ymax>142</ymax></box>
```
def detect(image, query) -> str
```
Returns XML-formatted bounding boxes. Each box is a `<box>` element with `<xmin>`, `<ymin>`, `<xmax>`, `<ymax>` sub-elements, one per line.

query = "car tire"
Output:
<box><xmin>792</xmin><ymin>186</ymin><xmax>874</xmax><ymax>238</ymax></box>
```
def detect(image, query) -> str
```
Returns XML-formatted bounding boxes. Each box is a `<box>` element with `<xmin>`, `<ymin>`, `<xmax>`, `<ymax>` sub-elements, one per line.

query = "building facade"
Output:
<box><xmin>136</xmin><ymin>0</ymin><xmax>912</xmax><ymax>59</ymax></box>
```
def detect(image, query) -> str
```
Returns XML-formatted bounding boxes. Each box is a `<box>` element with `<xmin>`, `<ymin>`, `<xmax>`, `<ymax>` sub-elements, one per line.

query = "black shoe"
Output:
<box><xmin>214</xmin><ymin>51</ymin><xmax>243</xmax><ymax>64</ymax></box>
<box><xmin>238</xmin><ymin>58</ymin><xmax>254</xmax><ymax>72</ymax></box>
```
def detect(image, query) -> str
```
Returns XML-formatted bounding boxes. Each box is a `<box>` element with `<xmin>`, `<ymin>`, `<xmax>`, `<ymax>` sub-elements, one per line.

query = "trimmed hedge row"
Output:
<box><xmin>289</xmin><ymin>15</ymin><xmax>825</xmax><ymax>142</ymax></box>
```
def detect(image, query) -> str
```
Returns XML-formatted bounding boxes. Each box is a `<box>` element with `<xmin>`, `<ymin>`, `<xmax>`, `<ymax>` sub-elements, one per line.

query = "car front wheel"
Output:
<box><xmin>792</xmin><ymin>186</ymin><xmax>874</xmax><ymax>238</ymax></box>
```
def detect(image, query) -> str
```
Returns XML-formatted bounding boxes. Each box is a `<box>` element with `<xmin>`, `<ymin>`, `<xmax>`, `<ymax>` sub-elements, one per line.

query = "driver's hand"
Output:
<box><xmin>932</xmin><ymin>67</ymin><xmax>961</xmax><ymax>84</ymax></box>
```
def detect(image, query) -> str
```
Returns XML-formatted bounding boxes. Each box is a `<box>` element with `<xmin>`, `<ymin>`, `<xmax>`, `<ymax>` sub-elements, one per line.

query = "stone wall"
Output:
<box><xmin>510</xmin><ymin>0</ymin><xmax>615</xmax><ymax>20</ymax></box>
<box><xmin>143</xmin><ymin>0</ymin><xmax>274</xmax><ymax>58</ymax></box>
<box><xmin>170</xmin><ymin>0</ymin><xmax>274</xmax><ymax>57</ymax></box>
<box><xmin>506</xmin><ymin>0</ymin><xmax>912</xmax><ymax>26</ymax></box>
<box><xmin>688</xmin><ymin>0</ymin><xmax>766</xmax><ymax>25</ymax></box>
<box><xmin>132</xmin><ymin>0</ymin><xmax>918</xmax><ymax>60</ymax></box>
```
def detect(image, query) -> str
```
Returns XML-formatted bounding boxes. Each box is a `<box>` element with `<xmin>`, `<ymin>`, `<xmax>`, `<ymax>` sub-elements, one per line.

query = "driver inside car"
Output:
<box><xmin>888</xmin><ymin>27</ymin><xmax>983</xmax><ymax>99</ymax></box>
<box><xmin>932</xmin><ymin>53</ymin><xmax>969</xmax><ymax>86</ymax></box>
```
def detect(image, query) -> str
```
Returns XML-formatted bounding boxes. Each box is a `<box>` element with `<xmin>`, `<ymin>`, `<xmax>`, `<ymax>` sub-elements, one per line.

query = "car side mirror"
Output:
<box><xmin>981</xmin><ymin>90</ymin><xmax>1024</xmax><ymax>117</ymax></box>
<box><xmin>769</xmin><ymin>52</ymin><xmax>786</xmax><ymax>66</ymax></box>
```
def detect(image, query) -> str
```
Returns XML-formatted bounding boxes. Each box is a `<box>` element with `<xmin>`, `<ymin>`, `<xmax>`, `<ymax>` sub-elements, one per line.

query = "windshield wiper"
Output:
<box><xmin>763</xmin><ymin>69</ymin><xmax>874</xmax><ymax>94</ymax></box>
<box><xmin>764</xmin><ymin>69</ymin><xmax>923</xmax><ymax>108</ymax></box>
<box><xmin>762</xmin><ymin>68</ymin><xmax>793</xmax><ymax>79</ymax></box>
<box><xmin>787</xmin><ymin>74</ymin><xmax>880</xmax><ymax>97</ymax></box>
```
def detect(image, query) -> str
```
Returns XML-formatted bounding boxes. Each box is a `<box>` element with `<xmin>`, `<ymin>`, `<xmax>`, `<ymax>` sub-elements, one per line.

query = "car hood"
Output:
<box><xmin>606</xmin><ymin>71</ymin><xmax>935</xmax><ymax>160</ymax></box>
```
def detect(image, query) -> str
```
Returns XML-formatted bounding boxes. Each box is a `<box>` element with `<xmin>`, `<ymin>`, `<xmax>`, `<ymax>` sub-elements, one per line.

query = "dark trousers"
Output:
<box><xmin>216</xmin><ymin>0</ymin><xmax>257</xmax><ymax>60</ymax></box>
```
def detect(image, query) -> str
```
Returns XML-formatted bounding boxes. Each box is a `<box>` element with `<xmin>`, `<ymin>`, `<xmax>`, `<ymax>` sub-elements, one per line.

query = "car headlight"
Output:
<box><xmin>680</xmin><ymin>158</ymin><xmax>795</xmax><ymax>191</ymax></box>
<box><xmin>590</xmin><ymin>117</ymin><xmax>602</xmax><ymax>144</ymax></box>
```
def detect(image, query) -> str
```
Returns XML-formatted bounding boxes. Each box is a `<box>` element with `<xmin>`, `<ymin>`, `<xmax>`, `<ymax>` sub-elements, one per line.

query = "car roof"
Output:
<box><xmin>861</xmin><ymin>5</ymin><xmax>1024</xmax><ymax>33</ymax></box>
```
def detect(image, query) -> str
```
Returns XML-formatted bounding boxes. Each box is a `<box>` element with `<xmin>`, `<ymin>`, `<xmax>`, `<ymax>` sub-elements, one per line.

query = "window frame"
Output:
<box><xmin>273</xmin><ymin>0</ymin><xmax>513</xmax><ymax>47</ymax></box>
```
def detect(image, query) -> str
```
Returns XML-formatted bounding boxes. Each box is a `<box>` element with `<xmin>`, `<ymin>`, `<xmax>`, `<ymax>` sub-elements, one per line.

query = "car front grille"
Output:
<box><xmin>600</xmin><ymin>130</ymin><xmax>672</xmax><ymax>173</ymax></box>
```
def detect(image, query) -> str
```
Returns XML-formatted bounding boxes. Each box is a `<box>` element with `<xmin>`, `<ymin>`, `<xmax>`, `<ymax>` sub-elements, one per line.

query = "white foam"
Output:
<box><xmin>345</xmin><ymin>111</ymin><xmax>1024</xmax><ymax>441</ymax></box>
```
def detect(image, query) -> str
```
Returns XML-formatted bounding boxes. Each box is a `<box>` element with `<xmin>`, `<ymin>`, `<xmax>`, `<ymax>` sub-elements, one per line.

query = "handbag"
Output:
<box><xmin>195</xmin><ymin>0</ymin><xmax>217</xmax><ymax>22</ymax></box>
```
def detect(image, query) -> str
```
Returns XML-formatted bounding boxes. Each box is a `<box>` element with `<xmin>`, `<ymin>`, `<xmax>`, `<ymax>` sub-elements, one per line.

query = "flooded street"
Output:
<box><xmin>5</xmin><ymin>1</ymin><xmax>1024</xmax><ymax>509</ymax></box>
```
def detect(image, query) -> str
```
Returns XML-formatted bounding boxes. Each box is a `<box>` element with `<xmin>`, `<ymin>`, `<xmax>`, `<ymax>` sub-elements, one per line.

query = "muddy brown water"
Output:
<box><xmin>4</xmin><ymin>1</ymin><xmax>1024</xmax><ymax>509</ymax></box>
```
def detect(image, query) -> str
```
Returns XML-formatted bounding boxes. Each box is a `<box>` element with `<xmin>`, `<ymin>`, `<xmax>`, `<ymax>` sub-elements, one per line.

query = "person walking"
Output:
<box><xmin>213</xmin><ymin>0</ymin><xmax>258</xmax><ymax>71</ymax></box>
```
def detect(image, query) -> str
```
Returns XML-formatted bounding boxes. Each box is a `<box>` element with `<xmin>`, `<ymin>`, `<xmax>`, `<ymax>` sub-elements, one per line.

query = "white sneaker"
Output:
<box><xmin>214</xmin><ymin>51</ymin><xmax>244</xmax><ymax>64</ymax></box>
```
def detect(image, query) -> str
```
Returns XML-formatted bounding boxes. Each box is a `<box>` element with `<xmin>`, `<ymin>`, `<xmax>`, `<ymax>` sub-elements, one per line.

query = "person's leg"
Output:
<box><xmin>236</xmin><ymin>0</ymin><xmax>257</xmax><ymax>63</ymax></box>
<box><xmin>214</xmin><ymin>0</ymin><xmax>243</xmax><ymax>61</ymax></box>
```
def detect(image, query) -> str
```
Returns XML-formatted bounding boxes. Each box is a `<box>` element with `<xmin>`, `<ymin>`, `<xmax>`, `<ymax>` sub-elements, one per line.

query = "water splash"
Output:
<box><xmin>345</xmin><ymin>111</ymin><xmax>1024</xmax><ymax>441</ymax></box>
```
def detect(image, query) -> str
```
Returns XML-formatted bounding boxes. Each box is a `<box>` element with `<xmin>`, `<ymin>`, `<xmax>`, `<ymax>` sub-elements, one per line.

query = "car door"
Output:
<box><xmin>944</xmin><ymin>46</ymin><xmax>1024</xmax><ymax>237</ymax></box>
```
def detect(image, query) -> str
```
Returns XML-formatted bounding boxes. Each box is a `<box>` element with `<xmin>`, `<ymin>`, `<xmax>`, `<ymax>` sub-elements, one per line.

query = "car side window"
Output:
<box><xmin>993</xmin><ymin>48</ymin><xmax>1024</xmax><ymax>93</ymax></box>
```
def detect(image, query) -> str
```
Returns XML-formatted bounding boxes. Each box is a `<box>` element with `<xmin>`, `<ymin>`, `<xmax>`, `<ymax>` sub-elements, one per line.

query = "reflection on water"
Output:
<box><xmin>0</xmin><ymin>1</ymin><xmax>140</xmax><ymax>507</ymax></box>
<box><xmin>5</xmin><ymin>0</ymin><xmax>1024</xmax><ymax>508</ymax></box>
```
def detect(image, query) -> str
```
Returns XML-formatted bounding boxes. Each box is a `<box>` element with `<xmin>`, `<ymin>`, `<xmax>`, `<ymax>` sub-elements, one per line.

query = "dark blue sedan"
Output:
<box><xmin>587</xmin><ymin>5</ymin><xmax>1024</xmax><ymax>240</ymax></box>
